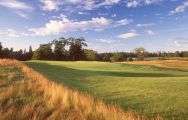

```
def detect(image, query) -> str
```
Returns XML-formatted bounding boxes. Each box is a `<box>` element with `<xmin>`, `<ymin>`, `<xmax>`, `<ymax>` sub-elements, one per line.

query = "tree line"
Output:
<box><xmin>0</xmin><ymin>37</ymin><xmax>188</xmax><ymax>62</ymax></box>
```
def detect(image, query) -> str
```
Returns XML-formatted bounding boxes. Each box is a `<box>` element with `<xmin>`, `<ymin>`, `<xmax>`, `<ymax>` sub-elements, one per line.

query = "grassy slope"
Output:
<box><xmin>0</xmin><ymin>59</ymin><xmax>142</xmax><ymax>120</ymax></box>
<box><xmin>25</xmin><ymin>60</ymin><xmax>188</xmax><ymax>119</ymax></box>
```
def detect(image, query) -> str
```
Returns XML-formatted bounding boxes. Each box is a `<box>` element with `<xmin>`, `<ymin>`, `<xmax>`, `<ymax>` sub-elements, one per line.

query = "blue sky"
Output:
<box><xmin>0</xmin><ymin>0</ymin><xmax>188</xmax><ymax>52</ymax></box>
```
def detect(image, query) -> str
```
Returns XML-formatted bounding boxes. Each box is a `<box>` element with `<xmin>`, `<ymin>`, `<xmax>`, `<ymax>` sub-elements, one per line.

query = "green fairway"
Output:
<box><xmin>25</xmin><ymin>60</ymin><xmax>188</xmax><ymax>119</ymax></box>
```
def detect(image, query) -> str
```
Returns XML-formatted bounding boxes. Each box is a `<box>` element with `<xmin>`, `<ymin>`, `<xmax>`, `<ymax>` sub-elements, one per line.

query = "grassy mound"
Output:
<box><xmin>0</xmin><ymin>59</ymin><xmax>151</xmax><ymax>120</ymax></box>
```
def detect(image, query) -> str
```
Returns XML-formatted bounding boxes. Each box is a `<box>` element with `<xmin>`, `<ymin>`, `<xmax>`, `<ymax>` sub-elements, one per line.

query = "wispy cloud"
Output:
<box><xmin>88</xmin><ymin>38</ymin><xmax>125</xmax><ymax>52</ymax></box>
<box><xmin>0</xmin><ymin>29</ymin><xmax>29</xmax><ymax>38</ymax></box>
<box><xmin>136</xmin><ymin>23</ymin><xmax>155</xmax><ymax>28</ymax></box>
<box><xmin>114</xmin><ymin>19</ymin><xmax>133</xmax><ymax>27</ymax></box>
<box><xmin>117</xmin><ymin>32</ymin><xmax>139</xmax><ymax>39</ymax></box>
<box><xmin>145</xmin><ymin>30</ymin><xmax>156</xmax><ymax>35</ymax></box>
<box><xmin>78</xmin><ymin>11</ymin><xmax>90</xmax><ymax>15</ymax></box>
<box><xmin>0</xmin><ymin>0</ymin><xmax>32</xmax><ymax>10</ymax></box>
<box><xmin>0</xmin><ymin>0</ymin><xmax>33</xmax><ymax>19</ymax></box>
<box><xmin>126</xmin><ymin>0</ymin><xmax>163</xmax><ymax>8</ymax></box>
<box><xmin>96</xmin><ymin>39</ymin><xmax>116</xmax><ymax>44</ymax></box>
<box><xmin>169</xmin><ymin>1</ymin><xmax>188</xmax><ymax>15</ymax></box>
<box><xmin>15</xmin><ymin>11</ymin><xmax>28</xmax><ymax>19</ymax></box>
<box><xmin>40</xmin><ymin>0</ymin><xmax>120</xmax><ymax>12</ymax></box>
<box><xmin>172</xmin><ymin>38</ymin><xmax>188</xmax><ymax>47</ymax></box>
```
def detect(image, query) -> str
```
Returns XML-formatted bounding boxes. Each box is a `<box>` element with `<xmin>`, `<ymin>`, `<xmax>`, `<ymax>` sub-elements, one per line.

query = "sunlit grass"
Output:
<box><xmin>0</xmin><ymin>59</ymin><xmax>150</xmax><ymax>120</ymax></box>
<box><xmin>25</xmin><ymin>60</ymin><xmax>188</xmax><ymax>119</ymax></box>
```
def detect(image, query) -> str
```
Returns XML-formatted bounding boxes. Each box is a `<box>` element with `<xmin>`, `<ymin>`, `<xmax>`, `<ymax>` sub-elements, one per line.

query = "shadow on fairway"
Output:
<box><xmin>25</xmin><ymin>62</ymin><xmax>184</xmax><ymax>80</ymax></box>
<box><xmin>25</xmin><ymin>61</ymin><xmax>188</xmax><ymax>120</ymax></box>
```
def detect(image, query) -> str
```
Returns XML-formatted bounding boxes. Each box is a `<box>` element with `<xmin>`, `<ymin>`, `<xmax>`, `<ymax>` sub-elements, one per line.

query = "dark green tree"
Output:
<box><xmin>32</xmin><ymin>43</ymin><xmax>53</xmax><ymax>60</ymax></box>
<box><xmin>27</xmin><ymin>45</ymin><xmax>33</xmax><ymax>59</ymax></box>
<box><xmin>29</xmin><ymin>46</ymin><xmax>32</xmax><ymax>53</ymax></box>
<box><xmin>67</xmin><ymin>37</ymin><xmax>87</xmax><ymax>61</ymax></box>
<box><xmin>52</xmin><ymin>37</ymin><xmax>67</xmax><ymax>60</ymax></box>
<box><xmin>110</xmin><ymin>52</ymin><xmax>127</xmax><ymax>62</ymax></box>
<box><xmin>0</xmin><ymin>42</ymin><xmax>2</xmax><ymax>58</ymax></box>
<box><xmin>84</xmin><ymin>49</ymin><xmax>97</xmax><ymax>61</ymax></box>
<box><xmin>133</xmin><ymin>47</ymin><xmax>147</xmax><ymax>60</ymax></box>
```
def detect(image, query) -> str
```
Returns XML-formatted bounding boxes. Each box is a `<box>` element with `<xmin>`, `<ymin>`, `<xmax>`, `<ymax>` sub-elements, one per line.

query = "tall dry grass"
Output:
<box><xmin>122</xmin><ymin>60</ymin><xmax>188</xmax><ymax>69</ymax></box>
<box><xmin>0</xmin><ymin>59</ymin><xmax>162</xmax><ymax>120</ymax></box>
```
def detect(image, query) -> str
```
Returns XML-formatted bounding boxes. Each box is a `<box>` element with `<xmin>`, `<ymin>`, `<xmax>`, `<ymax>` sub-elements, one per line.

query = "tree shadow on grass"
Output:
<box><xmin>25</xmin><ymin>62</ymin><xmax>188</xmax><ymax>120</ymax></box>
<box><xmin>25</xmin><ymin>62</ymin><xmax>185</xmax><ymax>80</ymax></box>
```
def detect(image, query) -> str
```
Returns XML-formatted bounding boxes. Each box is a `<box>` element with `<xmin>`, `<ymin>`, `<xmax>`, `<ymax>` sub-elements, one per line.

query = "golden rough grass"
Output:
<box><xmin>0</xmin><ymin>59</ymin><xmax>162</xmax><ymax>120</ymax></box>
<box><xmin>122</xmin><ymin>60</ymin><xmax>188</xmax><ymax>69</ymax></box>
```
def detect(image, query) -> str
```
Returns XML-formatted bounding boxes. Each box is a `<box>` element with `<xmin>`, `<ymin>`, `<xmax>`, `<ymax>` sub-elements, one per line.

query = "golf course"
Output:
<box><xmin>25</xmin><ymin>60</ymin><xmax>188</xmax><ymax>119</ymax></box>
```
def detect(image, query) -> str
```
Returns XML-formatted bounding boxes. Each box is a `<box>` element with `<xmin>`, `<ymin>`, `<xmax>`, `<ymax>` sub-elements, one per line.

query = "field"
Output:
<box><xmin>122</xmin><ymin>60</ymin><xmax>188</xmax><ymax>69</ymax></box>
<box><xmin>0</xmin><ymin>59</ymin><xmax>142</xmax><ymax>120</ymax></box>
<box><xmin>25</xmin><ymin>60</ymin><xmax>188</xmax><ymax>119</ymax></box>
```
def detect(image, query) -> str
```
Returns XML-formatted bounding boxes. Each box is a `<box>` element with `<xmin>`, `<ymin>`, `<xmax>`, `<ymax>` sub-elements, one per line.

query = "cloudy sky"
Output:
<box><xmin>0</xmin><ymin>0</ymin><xmax>188</xmax><ymax>52</ymax></box>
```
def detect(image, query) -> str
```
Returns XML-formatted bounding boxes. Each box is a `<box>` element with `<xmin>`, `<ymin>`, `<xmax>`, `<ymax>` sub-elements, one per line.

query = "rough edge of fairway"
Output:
<box><xmin>0</xmin><ymin>59</ymin><xmax>163</xmax><ymax>120</ymax></box>
<box><xmin>120</xmin><ymin>60</ymin><xmax>188</xmax><ymax>69</ymax></box>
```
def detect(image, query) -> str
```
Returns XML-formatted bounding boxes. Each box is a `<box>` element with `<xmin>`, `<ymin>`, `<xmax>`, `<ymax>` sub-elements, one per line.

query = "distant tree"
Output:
<box><xmin>52</xmin><ymin>37</ymin><xmax>67</xmax><ymax>60</ymax></box>
<box><xmin>32</xmin><ymin>49</ymin><xmax>40</xmax><ymax>60</ymax></box>
<box><xmin>133</xmin><ymin>47</ymin><xmax>147</xmax><ymax>60</ymax></box>
<box><xmin>182</xmin><ymin>51</ymin><xmax>188</xmax><ymax>57</ymax></box>
<box><xmin>84</xmin><ymin>49</ymin><xmax>97</xmax><ymax>61</ymax></box>
<box><xmin>23</xmin><ymin>46</ymin><xmax>33</xmax><ymax>60</ymax></box>
<box><xmin>32</xmin><ymin>43</ymin><xmax>53</xmax><ymax>60</ymax></box>
<box><xmin>10</xmin><ymin>48</ymin><xmax>13</xmax><ymax>52</ymax></box>
<box><xmin>110</xmin><ymin>52</ymin><xmax>126</xmax><ymax>62</ymax></box>
<box><xmin>99</xmin><ymin>53</ymin><xmax>113</xmax><ymax>61</ymax></box>
<box><xmin>29</xmin><ymin>45</ymin><xmax>32</xmax><ymax>53</ymax></box>
<box><xmin>9</xmin><ymin>48</ymin><xmax>14</xmax><ymax>59</ymax></box>
<box><xmin>24</xmin><ymin>48</ymin><xmax>27</xmax><ymax>54</ymax></box>
<box><xmin>2</xmin><ymin>48</ymin><xmax>11</xmax><ymax>58</ymax></box>
<box><xmin>0</xmin><ymin>42</ymin><xmax>2</xmax><ymax>58</ymax></box>
<box><xmin>128</xmin><ymin>57</ymin><xmax>133</xmax><ymax>61</ymax></box>
<box><xmin>27</xmin><ymin>45</ymin><xmax>33</xmax><ymax>60</ymax></box>
<box><xmin>0</xmin><ymin>42</ymin><xmax>2</xmax><ymax>51</ymax></box>
<box><xmin>67</xmin><ymin>37</ymin><xmax>87</xmax><ymax>61</ymax></box>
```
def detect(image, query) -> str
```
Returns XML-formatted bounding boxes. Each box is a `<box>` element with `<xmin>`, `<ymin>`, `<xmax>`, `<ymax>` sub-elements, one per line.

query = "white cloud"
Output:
<box><xmin>15</xmin><ymin>11</ymin><xmax>28</xmax><ymax>19</ymax></box>
<box><xmin>29</xmin><ymin>16</ymin><xmax>112</xmax><ymax>36</ymax></box>
<box><xmin>112</xmin><ymin>14</ymin><xmax>117</xmax><ymax>17</ymax></box>
<box><xmin>169</xmin><ymin>1</ymin><xmax>188</xmax><ymax>15</ymax></box>
<box><xmin>29</xmin><ymin>15</ymin><xmax>132</xmax><ymax>36</ymax></box>
<box><xmin>0</xmin><ymin>29</ymin><xmax>29</xmax><ymax>38</ymax></box>
<box><xmin>118</xmin><ymin>32</ymin><xmax>139</xmax><ymax>39</ymax></box>
<box><xmin>88</xmin><ymin>38</ymin><xmax>126</xmax><ymax>52</ymax></box>
<box><xmin>40</xmin><ymin>0</ymin><xmax>59</xmax><ymax>11</ymax></box>
<box><xmin>136</xmin><ymin>23</ymin><xmax>155</xmax><ymax>27</ymax></box>
<box><xmin>126</xmin><ymin>0</ymin><xmax>163</xmax><ymax>8</ymax></box>
<box><xmin>0</xmin><ymin>0</ymin><xmax>32</xmax><ymax>10</ymax></box>
<box><xmin>173</xmin><ymin>38</ymin><xmax>188</xmax><ymax>47</ymax></box>
<box><xmin>94</xmin><ymin>28</ymin><xmax>104</xmax><ymax>32</ymax></box>
<box><xmin>96</xmin><ymin>39</ymin><xmax>115</xmax><ymax>44</ymax></box>
<box><xmin>98</xmin><ymin>13</ymin><xmax>109</xmax><ymax>16</ymax></box>
<box><xmin>40</xmin><ymin>0</ymin><xmax>120</xmax><ymax>11</ymax></box>
<box><xmin>114</xmin><ymin>19</ymin><xmax>133</xmax><ymax>27</ymax></box>
<box><xmin>78</xmin><ymin>11</ymin><xmax>89</xmax><ymax>15</ymax></box>
<box><xmin>126</xmin><ymin>0</ymin><xmax>139</xmax><ymax>8</ymax></box>
<box><xmin>145</xmin><ymin>30</ymin><xmax>155</xmax><ymax>35</ymax></box>
<box><xmin>78</xmin><ymin>0</ymin><xmax>120</xmax><ymax>10</ymax></box>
